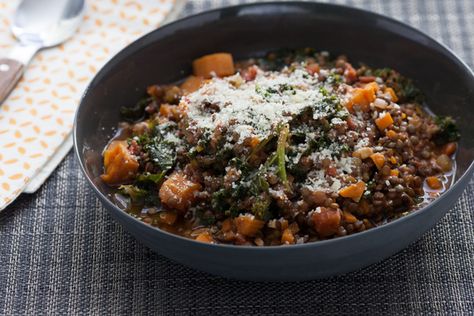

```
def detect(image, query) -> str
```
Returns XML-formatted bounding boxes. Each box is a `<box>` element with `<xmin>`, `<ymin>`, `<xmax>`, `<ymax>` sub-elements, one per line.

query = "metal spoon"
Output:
<box><xmin>0</xmin><ymin>0</ymin><xmax>85</xmax><ymax>104</ymax></box>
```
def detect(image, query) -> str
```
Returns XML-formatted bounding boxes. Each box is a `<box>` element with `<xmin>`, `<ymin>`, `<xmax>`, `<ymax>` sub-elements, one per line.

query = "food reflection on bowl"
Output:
<box><xmin>74</xmin><ymin>2</ymin><xmax>474</xmax><ymax>280</ymax></box>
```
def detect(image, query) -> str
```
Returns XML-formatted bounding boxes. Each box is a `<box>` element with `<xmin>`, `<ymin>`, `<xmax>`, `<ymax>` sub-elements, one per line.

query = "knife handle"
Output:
<box><xmin>0</xmin><ymin>58</ymin><xmax>24</xmax><ymax>105</ymax></box>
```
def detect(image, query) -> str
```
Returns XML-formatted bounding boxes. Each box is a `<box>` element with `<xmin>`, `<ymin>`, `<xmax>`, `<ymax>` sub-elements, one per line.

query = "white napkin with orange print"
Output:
<box><xmin>0</xmin><ymin>0</ymin><xmax>177</xmax><ymax>210</ymax></box>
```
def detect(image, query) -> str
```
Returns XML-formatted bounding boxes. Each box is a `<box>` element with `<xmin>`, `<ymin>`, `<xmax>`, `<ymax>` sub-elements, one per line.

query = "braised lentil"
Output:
<box><xmin>101</xmin><ymin>49</ymin><xmax>459</xmax><ymax>246</ymax></box>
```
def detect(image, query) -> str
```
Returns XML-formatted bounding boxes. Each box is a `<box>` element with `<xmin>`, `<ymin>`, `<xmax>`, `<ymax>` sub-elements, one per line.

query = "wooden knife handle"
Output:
<box><xmin>0</xmin><ymin>58</ymin><xmax>24</xmax><ymax>104</ymax></box>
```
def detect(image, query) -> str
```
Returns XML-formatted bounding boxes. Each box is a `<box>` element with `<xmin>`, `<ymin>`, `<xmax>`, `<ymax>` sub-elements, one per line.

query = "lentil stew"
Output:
<box><xmin>101</xmin><ymin>49</ymin><xmax>460</xmax><ymax>246</ymax></box>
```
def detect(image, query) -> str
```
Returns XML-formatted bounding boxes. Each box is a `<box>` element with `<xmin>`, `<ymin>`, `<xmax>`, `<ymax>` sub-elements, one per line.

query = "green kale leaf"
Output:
<box><xmin>120</xmin><ymin>97</ymin><xmax>152</xmax><ymax>122</ymax></box>
<box><xmin>434</xmin><ymin>116</ymin><xmax>460</xmax><ymax>145</ymax></box>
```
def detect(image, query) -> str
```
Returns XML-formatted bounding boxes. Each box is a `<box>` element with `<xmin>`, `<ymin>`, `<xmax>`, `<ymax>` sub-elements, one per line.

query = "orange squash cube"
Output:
<box><xmin>339</xmin><ymin>181</ymin><xmax>366</xmax><ymax>202</ymax></box>
<box><xmin>281</xmin><ymin>228</ymin><xmax>295</xmax><ymax>244</ymax></box>
<box><xmin>101</xmin><ymin>141</ymin><xmax>139</xmax><ymax>185</ymax></box>
<box><xmin>384</xmin><ymin>87</ymin><xmax>398</xmax><ymax>102</ymax></box>
<box><xmin>159</xmin><ymin>172</ymin><xmax>201</xmax><ymax>213</ymax></box>
<box><xmin>370</xmin><ymin>153</ymin><xmax>386</xmax><ymax>170</ymax></box>
<box><xmin>235</xmin><ymin>214</ymin><xmax>264</xmax><ymax>237</ymax></box>
<box><xmin>375</xmin><ymin>112</ymin><xmax>394</xmax><ymax>131</ymax></box>
<box><xmin>192</xmin><ymin>53</ymin><xmax>235</xmax><ymax>79</ymax></box>
<box><xmin>180</xmin><ymin>75</ymin><xmax>204</xmax><ymax>94</ymax></box>
<box><xmin>345</xmin><ymin>82</ymin><xmax>379</xmax><ymax>112</ymax></box>
<box><xmin>195</xmin><ymin>231</ymin><xmax>214</xmax><ymax>243</ymax></box>
<box><xmin>312</xmin><ymin>207</ymin><xmax>341</xmax><ymax>237</ymax></box>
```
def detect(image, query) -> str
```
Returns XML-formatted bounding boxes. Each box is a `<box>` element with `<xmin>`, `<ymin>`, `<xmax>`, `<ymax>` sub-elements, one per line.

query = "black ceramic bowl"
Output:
<box><xmin>74</xmin><ymin>2</ymin><xmax>474</xmax><ymax>281</ymax></box>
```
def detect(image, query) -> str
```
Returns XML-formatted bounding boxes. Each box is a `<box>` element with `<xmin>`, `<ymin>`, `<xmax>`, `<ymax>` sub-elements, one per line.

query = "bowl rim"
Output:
<box><xmin>73</xmin><ymin>0</ymin><xmax>474</xmax><ymax>251</ymax></box>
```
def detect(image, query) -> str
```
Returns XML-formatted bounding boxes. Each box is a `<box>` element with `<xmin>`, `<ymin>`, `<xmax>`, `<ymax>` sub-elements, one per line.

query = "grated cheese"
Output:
<box><xmin>182</xmin><ymin>66</ymin><xmax>343</xmax><ymax>143</ymax></box>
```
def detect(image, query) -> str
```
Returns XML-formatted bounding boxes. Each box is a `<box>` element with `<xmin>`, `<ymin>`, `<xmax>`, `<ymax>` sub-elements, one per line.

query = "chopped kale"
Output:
<box><xmin>118</xmin><ymin>185</ymin><xmax>148</xmax><ymax>201</ymax></box>
<box><xmin>120</xmin><ymin>97</ymin><xmax>152</xmax><ymax>122</ymax></box>
<box><xmin>433</xmin><ymin>116</ymin><xmax>460</xmax><ymax>145</ymax></box>
<box><xmin>398</xmin><ymin>77</ymin><xmax>424</xmax><ymax>103</ymax></box>
<box><xmin>215</xmin><ymin>145</ymin><xmax>234</xmax><ymax>164</ymax></box>
<box><xmin>119</xmin><ymin>182</ymin><xmax>160</xmax><ymax>206</ymax></box>
<box><xmin>224</xmin><ymin>153</ymin><xmax>277</xmax><ymax>219</ymax></box>
<box><xmin>248</xmin><ymin>173</ymin><xmax>270</xmax><ymax>196</ymax></box>
<box><xmin>137</xmin><ymin>122</ymin><xmax>179</xmax><ymax>172</ymax></box>
<box><xmin>195</xmin><ymin>209</ymin><xmax>216</xmax><ymax>226</ymax></box>
<box><xmin>136</xmin><ymin>172</ymin><xmax>166</xmax><ymax>183</ymax></box>
<box><xmin>372</xmin><ymin>67</ymin><xmax>393</xmax><ymax>78</ymax></box>
<box><xmin>211</xmin><ymin>189</ymin><xmax>231</xmax><ymax>212</ymax></box>
<box><xmin>256</xmin><ymin>84</ymin><xmax>296</xmax><ymax>100</ymax></box>
<box><xmin>308</xmin><ymin>134</ymin><xmax>331</xmax><ymax>152</ymax></box>
<box><xmin>317</xmin><ymin>86</ymin><xmax>344</xmax><ymax>118</ymax></box>
<box><xmin>145</xmin><ymin>141</ymin><xmax>176</xmax><ymax>171</ymax></box>
<box><xmin>251</xmin><ymin>195</ymin><xmax>272</xmax><ymax>221</ymax></box>
<box><xmin>229</xmin><ymin>157</ymin><xmax>251</xmax><ymax>176</ymax></box>
<box><xmin>243</xmin><ymin>172</ymin><xmax>272</xmax><ymax>220</ymax></box>
<box><xmin>326</xmin><ymin>73</ymin><xmax>343</xmax><ymax>84</ymax></box>
<box><xmin>339</xmin><ymin>143</ymin><xmax>351</xmax><ymax>154</ymax></box>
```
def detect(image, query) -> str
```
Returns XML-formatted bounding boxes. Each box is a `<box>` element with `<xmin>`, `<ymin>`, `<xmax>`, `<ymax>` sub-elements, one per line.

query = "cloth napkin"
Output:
<box><xmin>0</xmin><ymin>0</ymin><xmax>175</xmax><ymax>210</ymax></box>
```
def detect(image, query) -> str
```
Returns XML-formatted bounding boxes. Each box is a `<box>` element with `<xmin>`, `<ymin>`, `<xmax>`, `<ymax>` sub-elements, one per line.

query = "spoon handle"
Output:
<box><xmin>0</xmin><ymin>58</ymin><xmax>24</xmax><ymax>104</ymax></box>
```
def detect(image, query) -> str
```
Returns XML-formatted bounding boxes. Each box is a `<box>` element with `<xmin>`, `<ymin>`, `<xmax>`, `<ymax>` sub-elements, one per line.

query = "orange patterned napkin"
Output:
<box><xmin>0</xmin><ymin>0</ymin><xmax>175</xmax><ymax>210</ymax></box>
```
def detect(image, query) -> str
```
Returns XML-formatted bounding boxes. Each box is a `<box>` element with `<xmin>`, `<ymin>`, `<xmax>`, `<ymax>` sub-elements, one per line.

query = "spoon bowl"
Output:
<box><xmin>12</xmin><ymin>0</ymin><xmax>84</xmax><ymax>47</ymax></box>
<box><xmin>0</xmin><ymin>0</ymin><xmax>85</xmax><ymax>103</ymax></box>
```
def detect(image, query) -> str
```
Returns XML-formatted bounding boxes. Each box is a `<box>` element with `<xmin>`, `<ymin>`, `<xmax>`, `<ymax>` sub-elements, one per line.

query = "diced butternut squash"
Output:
<box><xmin>384</xmin><ymin>87</ymin><xmax>398</xmax><ymax>102</ymax></box>
<box><xmin>365</xmin><ymin>82</ymin><xmax>380</xmax><ymax>92</ymax></box>
<box><xmin>345</xmin><ymin>82</ymin><xmax>379</xmax><ymax>112</ymax></box>
<box><xmin>426</xmin><ymin>176</ymin><xmax>443</xmax><ymax>190</ymax></box>
<box><xmin>159</xmin><ymin>104</ymin><xmax>182</xmax><ymax>120</ymax></box>
<box><xmin>352</xmin><ymin>147</ymin><xmax>374</xmax><ymax>159</ymax></box>
<box><xmin>248</xmin><ymin>136</ymin><xmax>260</xmax><ymax>148</ymax></box>
<box><xmin>339</xmin><ymin>181</ymin><xmax>366</xmax><ymax>202</ymax></box>
<box><xmin>235</xmin><ymin>214</ymin><xmax>264</xmax><ymax>237</ymax></box>
<box><xmin>370</xmin><ymin>153</ymin><xmax>386</xmax><ymax>170</ymax></box>
<box><xmin>375</xmin><ymin>112</ymin><xmax>394</xmax><ymax>131</ymax></box>
<box><xmin>312</xmin><ymin>207</ymin><xmax>341</xmax><ymax>237</ymax></box>
<box><xmin>195</xmin><ymin>231</ymin><xmax>214</xmax><ymax>243</ymax></box>
<box><xmin>442</xmin><ymin>142</ymin><xmax>457</xmax><ymax>156</ymax></box>
<box><xmin>343</xmin><ymin>211</ymin><xmax>358</xmax><ymax>224</ymax></box>
<box><xmin>281</xmin><ymin>228</ymin><xmax>295</xmax><ymax>244</ymax></box>
<box><xmin>180</xmin><ymin>75</ymin><xmax>204</xmax><ymax>94</ymax></box>
<box><xmin>386</xmin><ymin>129</ymin><xmax>397</xmax><ymax>139</ymax></box>
<box><xmin>159</xmin><ymin>172</ymin><xmax>201</xmax><ymax>213</ymax></box>
<box><xmin>390</xmin><ymin>169</ymin><xmax>400</xmax><ymax>177</ymax></box>
<box><xmin>221</xmin><ymin>218</ymin><xmax>233</xmax><ymax>232</ymax></box>
<box><xmin>101</xmin><ymin>141</ymin><xmax>139</xmax><ymax>185</ymax></box>
<box><xmin>158</xmin><ymin>211</ymin><xmax>177</xmax><ymax>226</ymax></box>
<box><xmin>192</xmin><ymin>53</ymin><xmax>235</xmax><ymax>79</ymax></box>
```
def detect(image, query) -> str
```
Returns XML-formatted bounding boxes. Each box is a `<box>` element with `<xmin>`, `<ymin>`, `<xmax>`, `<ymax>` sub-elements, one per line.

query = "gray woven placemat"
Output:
<box><xmin>1</xmin><ymin>0</ymin><xmax>473</xmax><ymax>315</ymax></box>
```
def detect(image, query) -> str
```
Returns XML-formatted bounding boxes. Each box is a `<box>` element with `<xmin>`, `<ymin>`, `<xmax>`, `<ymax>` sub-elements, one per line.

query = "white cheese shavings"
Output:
<box><xmin>182</xmin><ymin>66</ymin><xmax>341</xmax><ymax>143</ymax></box>
<box><xmin>163</xmin><ymin>132</ymin><xmax>182</xmax><ymax>145</ymax></box>
<box><xmin>355</xmin><ymin>137</ymin><xmax>370</xmax><ymax>150</ymax></box>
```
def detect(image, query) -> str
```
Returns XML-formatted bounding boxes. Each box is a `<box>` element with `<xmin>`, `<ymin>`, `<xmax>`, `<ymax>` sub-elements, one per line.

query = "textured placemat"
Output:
<box><xmin>1</xmin><ymin>0</ymin><xmax>473</xmax><ymax>315</ymax></box>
